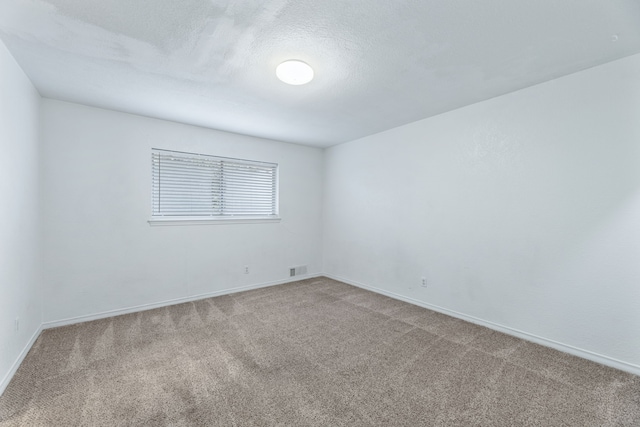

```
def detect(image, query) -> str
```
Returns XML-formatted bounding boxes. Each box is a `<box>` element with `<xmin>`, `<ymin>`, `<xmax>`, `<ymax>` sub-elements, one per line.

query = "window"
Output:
<box><xmin>150</xmin><ymin>149</ymin><xmax>279</xmax><ymax>224</ymax></box>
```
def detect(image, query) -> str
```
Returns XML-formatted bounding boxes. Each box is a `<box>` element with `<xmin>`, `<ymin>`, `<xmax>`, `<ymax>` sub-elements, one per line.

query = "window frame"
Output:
<box><xmin>148</xmin><ymin>148</ymin><xmax>281</xmax><ymax>226</ymax></box>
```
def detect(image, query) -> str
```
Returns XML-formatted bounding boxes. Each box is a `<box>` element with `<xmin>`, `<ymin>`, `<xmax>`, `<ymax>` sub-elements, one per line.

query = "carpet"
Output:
<box><xmin>1</xmin><ymin>277</ymin><xmax>638</xmax><ymax>426</ymax></box>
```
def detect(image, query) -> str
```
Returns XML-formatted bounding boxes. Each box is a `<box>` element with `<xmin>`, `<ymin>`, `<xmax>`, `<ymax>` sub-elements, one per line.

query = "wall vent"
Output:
<box><xmin>289</xmin><ymin>265</ymin><xmax>308</xmax><ymax>277</ymax></box>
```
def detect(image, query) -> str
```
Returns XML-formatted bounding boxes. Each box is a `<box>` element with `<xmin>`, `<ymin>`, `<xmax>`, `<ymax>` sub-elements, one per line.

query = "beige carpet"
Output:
<box><xmin>0</xmin><ymin>277</ymin><xmax>638</xmax><ymax>426</ymax></box>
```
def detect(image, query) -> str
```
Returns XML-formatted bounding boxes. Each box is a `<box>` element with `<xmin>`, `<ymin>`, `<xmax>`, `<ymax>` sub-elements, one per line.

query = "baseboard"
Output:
<box><xmin>0</xmin><ymin>324</ymin><xmax>43</xmax><ymax>397</ymax></box>
<box><xmin>42</xmin><ymin>273</ymin><xmax>322</xmax><ymax>330</ymax></box>
<box><xmin>2</xmin><ymin>274</ymin><xmax>321</xmax><ymax>397</ymax></box>
<box><xmin>324</xmin><ymin>274</ymin><xmax>640</xmax><ymax>377</ymax></box>
<box><xmin>9</xmin><ymin>272</ymin><xmax>637</xmax><ymax>399</ymax></box>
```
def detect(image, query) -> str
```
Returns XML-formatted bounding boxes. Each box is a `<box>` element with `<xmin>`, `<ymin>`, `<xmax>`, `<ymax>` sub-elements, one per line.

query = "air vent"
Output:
<box><xmin>289</xmin><ymin>265</ymin><xmax>308</xmax><ymax>277</ymax></box>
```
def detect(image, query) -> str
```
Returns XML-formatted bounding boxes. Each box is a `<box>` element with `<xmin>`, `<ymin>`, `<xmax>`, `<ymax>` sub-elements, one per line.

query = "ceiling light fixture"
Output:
<box><xmin>276</xmin><ymin>60</ymin><xmax>314</xmax><ymax>85</ymax></box>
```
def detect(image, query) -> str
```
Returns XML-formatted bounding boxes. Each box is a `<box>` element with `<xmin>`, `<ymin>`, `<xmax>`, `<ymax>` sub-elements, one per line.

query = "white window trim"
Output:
<box><xmin>150</xmin><ymin>148</ymin><xmax>279</xmax><ymax>225</ymax></box>
<box><xmin>148</xmin><ymin>216</ymin><xmax>281</xmax><ymax>226</ymax></box>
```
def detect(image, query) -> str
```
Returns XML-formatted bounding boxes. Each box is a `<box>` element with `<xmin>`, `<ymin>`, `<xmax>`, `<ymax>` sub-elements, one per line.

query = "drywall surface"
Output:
<box><xmin>41</xmin><ymin>100</ymin><xmax>323</xmax><ymax>322</ymax></box>
<box><xmin>0</xmin><ymin>40</ymin><xmax>41</xmax><ymax>391</ymax></box>
<box><xmin>323</xmin><ymin>53</ymin><xmax>640</xmax><ymax>368</ymax></box>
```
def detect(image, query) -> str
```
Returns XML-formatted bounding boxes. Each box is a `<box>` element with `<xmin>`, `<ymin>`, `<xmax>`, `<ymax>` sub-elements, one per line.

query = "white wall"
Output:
<box><xmin>0</xmin><ymin>40</ymin><xmax>41</xmax><ymax>392</ymax></box>
<box><xmin>5</xmin><ymin>38</ymin><xmax>640</xmax><ymax>390</ymax></box>
<box><xmin>324</xmin><ymin>53</ymin><xmax>640</xmax><ymax>370</ymax></box>
<box><xmin>41</xmin><ymin>100</ymin><xmax>324</xmax><ymax>323</ymax></box>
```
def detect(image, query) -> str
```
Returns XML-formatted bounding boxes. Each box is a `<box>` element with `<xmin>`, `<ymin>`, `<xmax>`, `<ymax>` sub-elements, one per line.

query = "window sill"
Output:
<box><xmin>148</xmin><ymin>216</ymin><xmax>281</xmax><ymax>226</ymax></box>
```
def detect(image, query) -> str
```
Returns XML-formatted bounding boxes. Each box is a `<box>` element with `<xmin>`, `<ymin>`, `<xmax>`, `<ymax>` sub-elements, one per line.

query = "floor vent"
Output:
<box><xmin>289</xmin><ymin>265</ymin><xmax>308</xmax><ymax>277</ymax></box>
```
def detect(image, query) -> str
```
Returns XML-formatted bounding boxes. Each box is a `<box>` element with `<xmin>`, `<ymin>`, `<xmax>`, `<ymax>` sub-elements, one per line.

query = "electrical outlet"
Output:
<box><xmin>244</xmin><ymin>265</ymin><xmax>249</xmax><ymax>274</ymax></box>
<box><xmin>15</xmin><ymin>317</ymin><xmax>19</xmax><ymax>332</ymax></box>
<box><xmin>421</xmin><ymin>277</ymin><xmax>427</xmax><ymax>287</ymax></box>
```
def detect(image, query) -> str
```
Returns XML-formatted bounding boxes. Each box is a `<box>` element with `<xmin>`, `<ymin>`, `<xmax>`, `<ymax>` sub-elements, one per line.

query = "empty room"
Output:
<box><xmin>1</xmin><ymin>1</ymin><xmax>639</xmax><ymax>425</ymax></box>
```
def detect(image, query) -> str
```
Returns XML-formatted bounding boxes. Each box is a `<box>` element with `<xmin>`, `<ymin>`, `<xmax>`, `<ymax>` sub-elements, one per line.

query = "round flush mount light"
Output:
<box><xmin>276</xmin><ymin>60</ymin><xmax>314</xmax><ymax>85</ymax></box>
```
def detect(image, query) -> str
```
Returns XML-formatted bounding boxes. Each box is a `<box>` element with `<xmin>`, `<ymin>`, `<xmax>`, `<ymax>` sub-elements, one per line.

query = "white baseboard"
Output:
<box><xmin>324</xmin><ymin>273</ymin><xmax>640</xmax><ymax>377</ymax></box>
<box><xmin>0</xmin><ymin>324</ymin><xmax>43</xmax><ymax>397</ymax></box>
<box><xmin>42</xmin><ymin>273</ymin><xmax>322</xmax><ymax>330</ymax></box>
<box><xmin>4</xmin><ymin>271</ymin><xmax>636</xmax><ymax>400</ymax></box>
<box><xmin>2</xmin><ymin>274</ymin><xmax>321</xmax><ymax>397</ymax></box>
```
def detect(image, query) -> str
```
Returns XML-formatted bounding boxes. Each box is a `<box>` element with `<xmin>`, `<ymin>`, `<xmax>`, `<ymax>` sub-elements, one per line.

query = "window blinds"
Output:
<box><xmin>152</xmin><ymin>149</ymin><xmax>278</xmax><ymax>218</ymax></box>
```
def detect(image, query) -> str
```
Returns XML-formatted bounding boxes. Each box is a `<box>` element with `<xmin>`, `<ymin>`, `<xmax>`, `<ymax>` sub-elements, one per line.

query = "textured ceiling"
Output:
<box><xmin>1</xmin><ymin>1</ymin><xmax>640</xmax><ymax>147</ymax></box>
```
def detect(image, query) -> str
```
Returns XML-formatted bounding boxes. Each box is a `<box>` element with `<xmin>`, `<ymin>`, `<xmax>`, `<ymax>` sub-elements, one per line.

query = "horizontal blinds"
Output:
<box><xmin>152</xmin><ymin>149</ymin><xmax>278</xmax><ymax>217</ymax></box>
